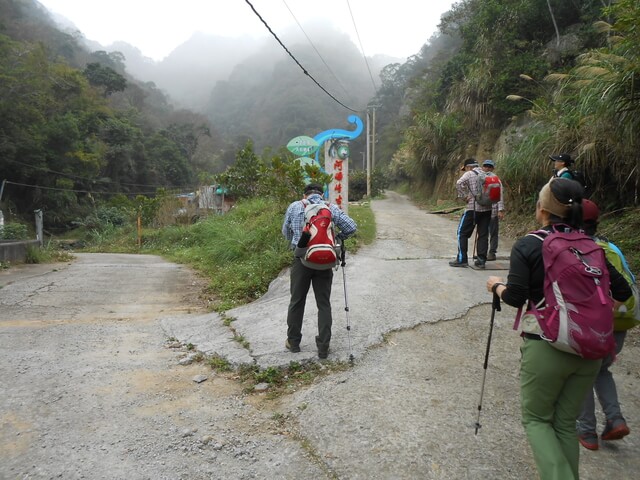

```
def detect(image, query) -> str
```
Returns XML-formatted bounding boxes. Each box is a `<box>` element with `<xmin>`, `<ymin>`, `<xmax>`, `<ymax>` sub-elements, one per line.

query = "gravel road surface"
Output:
<box><xmin>1</xmin><ymin>191</ymin><xmax>638</xmax><ymax>479</ymax></box>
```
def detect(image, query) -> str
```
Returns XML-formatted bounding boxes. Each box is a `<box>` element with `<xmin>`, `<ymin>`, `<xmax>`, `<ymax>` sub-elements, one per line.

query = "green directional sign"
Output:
<box><xmin>287</xmin><ymin>136</ymin><xmax>319</xmax><ymax>156</ymax></box>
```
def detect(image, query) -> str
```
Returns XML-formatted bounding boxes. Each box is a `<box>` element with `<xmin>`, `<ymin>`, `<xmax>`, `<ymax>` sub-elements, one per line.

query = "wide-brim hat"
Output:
<box><xmin>460</xmin><ymin>159</ymin><xmax>478</xmax><ymax>171</ymax></box>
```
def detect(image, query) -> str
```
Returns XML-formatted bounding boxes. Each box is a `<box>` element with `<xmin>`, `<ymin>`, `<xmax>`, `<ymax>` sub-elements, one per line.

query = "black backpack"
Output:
<box><xmin>570</xmin><ymin>170</ymin><xmax>590</xmax><ymax>198</ymax></box>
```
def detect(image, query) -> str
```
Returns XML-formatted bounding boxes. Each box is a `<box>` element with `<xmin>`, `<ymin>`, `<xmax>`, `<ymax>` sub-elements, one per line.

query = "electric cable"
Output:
<box><xmin>345</xmin><ymin>0</ymin><xmax>378</xmax><ymax>94</ymax></box>
<box><xmin>244</xmin><ymin>0</ymin><xmax>359</xmax><ymax>113</ymax></box>
<box><xmin>3</xmin><ymin>180</ymin><xmax>163</xmax><ymax>197</ymax></box>
<box><xmin>2</xmin><ymin>158</ymin><xmax>193</xmax><ymax>189</ymax></box>
<box><xmin>281</xmin><ymin>0</ymin><xmax>351</xmax><ymax>100</ymax></box>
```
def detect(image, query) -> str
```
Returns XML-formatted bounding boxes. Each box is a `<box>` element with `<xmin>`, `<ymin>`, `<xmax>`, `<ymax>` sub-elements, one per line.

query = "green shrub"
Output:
<box><xmin>0</xmin><ymin>222</ymin><xmax>28</xmax><ymax>240</ymax></box>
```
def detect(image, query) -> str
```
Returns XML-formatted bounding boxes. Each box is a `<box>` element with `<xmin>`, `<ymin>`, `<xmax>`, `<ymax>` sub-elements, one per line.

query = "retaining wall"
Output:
<box><xmin>0</xmin><ymin>240</ymin><xmax>41</xmax><ymax>263</ymax></box>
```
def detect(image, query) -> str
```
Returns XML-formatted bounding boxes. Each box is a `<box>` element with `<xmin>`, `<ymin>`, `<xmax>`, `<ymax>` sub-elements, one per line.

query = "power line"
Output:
<box><xmin>345</xmin><ymin>0</ymin><xmax>378</xmax><ymax>94</ymax></box>
<box><xmin>281</xmin><ymin>0</ymin><xmax>351</xmax><ymax>100</ymax></box>
<box><xmin>3</xmin><ymin>180</ymin><xmax>162</xmax><ymax>197</ymax></box>
<box><xmin>2</xmin><ymin>158</ymin><xmax>192</xmax><ymax>189</ymax></box>
<box><xmin>244</xmin><ymin>0</ymin><xmax>359</xmax><ymax>113</ymax></box>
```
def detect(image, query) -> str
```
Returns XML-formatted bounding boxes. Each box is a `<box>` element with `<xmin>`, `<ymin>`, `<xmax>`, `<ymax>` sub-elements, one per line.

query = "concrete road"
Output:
<box><xmin>1</xmin><ymin>191</ymin><xmax>638</xmax><ymax>479</ymax></box>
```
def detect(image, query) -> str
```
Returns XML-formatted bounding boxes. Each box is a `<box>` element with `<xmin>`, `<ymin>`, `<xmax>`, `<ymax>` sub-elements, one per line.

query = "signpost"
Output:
<box><xmin>287</xmin><ymin>116</ymin><xmax>363</xmax><ymax>214</ymax></box>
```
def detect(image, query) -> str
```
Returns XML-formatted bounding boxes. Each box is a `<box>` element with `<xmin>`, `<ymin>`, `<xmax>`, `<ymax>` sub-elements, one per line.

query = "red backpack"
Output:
<box><xmin>299</xmin><ymin>201</ymin><xmax>338</xmax><ymax>270</ymax></box>
<box><xmin>515</xmin><ymin>226</ymin><xmax>615</xmax><ymax>359</ymax></box>
<box><xmin>473</xmin><ymin>171</ymin><xmax>502</xmax><ymax>206</ymax></box>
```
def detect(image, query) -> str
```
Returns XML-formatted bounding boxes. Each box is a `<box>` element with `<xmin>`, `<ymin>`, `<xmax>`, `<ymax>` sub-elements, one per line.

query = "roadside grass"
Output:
<box><xmin>128</xmin><ymin>198</ymin><xmax>375</xmax><ymax>311</ymax></box>
<box><xmin>223</xmin><ymin>360</ymin><xmax>351</xmax><ymax>398</ymax></box>
<box><xmin>25</xmin><ymin>240</ymin><xmax>74</xmax><ymax>264</ymax></box>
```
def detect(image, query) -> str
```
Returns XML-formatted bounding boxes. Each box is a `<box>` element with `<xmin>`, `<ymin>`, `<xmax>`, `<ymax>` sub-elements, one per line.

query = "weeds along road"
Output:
<box><xmin>1</xmin><ymin>191</ymin><xmax>639</xmax><ymax>479</ymax></box>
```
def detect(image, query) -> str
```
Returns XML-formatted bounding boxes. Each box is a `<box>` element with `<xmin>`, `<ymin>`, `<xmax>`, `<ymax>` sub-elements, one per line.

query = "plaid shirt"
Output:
<box><xmin>282</xmin><ymin>193</ymin><xmax>357</xmax><ymax>249</ymax></box>
<box><xmin>456</xmin><ymin>167</ymin><xmax>494</xmax><ymax>213</ymax></box>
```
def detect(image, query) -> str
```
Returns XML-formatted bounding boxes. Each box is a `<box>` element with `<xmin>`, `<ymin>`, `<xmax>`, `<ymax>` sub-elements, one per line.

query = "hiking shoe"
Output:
<box><xmin>448</xmin><ymin>260</ymin><xmax>468</xmax><ymax>268</ymax></box>
<box><xmin>578</xmin><ymin>432</ymin><xmax>599</xmax><ymax>451</ymax></box>
<box><xmin>474</xmin><ymin>259</ymin><xmax>486</xmax><ymax>269</ymax></box>
<box><xmin>285</xmin><ymin>339</ymin><xmax>300</xmax><ymax>353</ymax></box>
<box><xmin>487</xmin><ymin>253</ymin><xmax>497</xmax><ymax>261</ymax></box>
<box><xmin>601</xmin><ymin>418</ymin><xmax>630</xmax><ymax>441</ymax></box>
<box><xmin>318</xmin><ymin>349</ymin><xmax>329</xmax><ymax>359</ymax></box>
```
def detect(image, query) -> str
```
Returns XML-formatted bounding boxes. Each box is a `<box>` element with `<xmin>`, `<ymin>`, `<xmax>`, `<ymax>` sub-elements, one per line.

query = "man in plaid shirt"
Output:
<box><xmin>282</xmin><ymin>183</ymin><xmax>357</xmax><ymax>358</ymax></box>
<box><xmin>449</xmin><ymin>158</ymin><xmax>492</xmax><ymax>268</ymax></box>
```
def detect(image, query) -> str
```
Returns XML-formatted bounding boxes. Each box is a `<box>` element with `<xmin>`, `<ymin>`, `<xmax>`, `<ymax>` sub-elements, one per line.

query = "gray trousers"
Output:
<box><xmin>286</xmin><ymin>257</ymin><xmax>333</xmax><ymax>350</ymax></box>
<box><xmin>577</xmin><ymin>331</ymin><xmax>627</xmax><ymax>433</ymax></box>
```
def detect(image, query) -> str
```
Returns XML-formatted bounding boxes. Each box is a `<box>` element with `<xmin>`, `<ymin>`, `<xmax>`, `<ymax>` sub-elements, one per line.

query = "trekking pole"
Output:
<box><xmin>474</xmin><ymin>291</ymin><xmax>501</xmax><ymax>434</ymax></box>
<box><xmin>340</xmin><ymin>238</ymin><xmax>354</xmax><ymax>363</ymax></box>
<box><xmin>472</xmin><ymin>228</ymin><xmax>478</xmax><ymax>261</ymax></box>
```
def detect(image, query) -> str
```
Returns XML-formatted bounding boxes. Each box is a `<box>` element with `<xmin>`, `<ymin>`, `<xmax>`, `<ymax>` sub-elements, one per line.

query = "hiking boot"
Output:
<box><xmin>601</xmin><ymin>418</ymin><xmax>630</xmax><ymax>441</ymax></box>
<box><xmin>448</xmin><ymin>260</ymin><xmax>468</xmax><ymax>268</ymax></box>
<box><xmin>315</xmin><ymin>336</ymin><xmax>329</xmax><ymax>359</ymax></box>
<box><xmin>474</xmin><ymin>259</ymin><xmax>486</xmax><ymax>269</ymax></box>
<box><xmin>285</xmin><ymin>339</ymin><xmax>300</xmax><ymax>353</ymax></box>
<box><xmin>578</xmin><ymin>432</ymin><xmax>599</xmax><ymax>450</ymax></box>
<box><xmin>487</xmin><ymin>253</ymin><xmax>497</xmax><ymax>261</ymax></box>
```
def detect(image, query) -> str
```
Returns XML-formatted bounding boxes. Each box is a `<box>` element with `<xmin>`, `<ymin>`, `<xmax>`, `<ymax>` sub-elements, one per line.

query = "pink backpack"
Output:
<box><xmin>515</xmin><ymin>226</ymin><xmax>615</xmax><ymax>359</ymax></box>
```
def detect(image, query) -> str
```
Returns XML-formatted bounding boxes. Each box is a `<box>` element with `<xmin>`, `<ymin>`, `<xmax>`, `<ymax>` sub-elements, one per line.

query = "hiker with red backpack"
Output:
<box><xmin>282</xmin><ymin>183</ymin><xmax>357</xmax><ymax>359</ymax></box>
<box><xmin>576</xmin><ymin>199</ymin><xmax>639</xmax><ymax>451</ymax></box>
<box><xmin>450</xmin><ymin>158</ymin><xmax>501</xmax><ymax>269</ymax></box>
<box><xmin>481</xmin><ymin>159</ymin><xmax>505</xmax><ymax>261</ymax></box>
<box><xmin>485</xmin><ymin>178</ymin><xmax>631</xmax><ymax>480</ymax></box>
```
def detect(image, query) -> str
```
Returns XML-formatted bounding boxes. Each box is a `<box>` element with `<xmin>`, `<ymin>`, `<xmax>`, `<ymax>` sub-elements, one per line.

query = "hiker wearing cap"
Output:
<box><xmin>550</xmin><ymin>153</ymin><xmax>575</xmax><ymax>180</ymax></box>
<box><xmin>482</xmin><ymin>159</ymin><xmax>505</xmax><ymax>261</ymax></box>
<box><xmin>577</xmin><ymin>199</ymin><xmax>636</xmax><ymax>451</ymax></box>
<box><xmin>282</xmin><ymin>183</ymin><xmax>357</xmax><ymax>359</ymax></box>
<box><xmin>486</xmin><ymin>179</ymin><xmax>631</xmax><ymax>480</ymax></box>
<box><xmin>449</xmin><ymin>158</ymin><xmax>492</xmax><ymax>268</ymax></box>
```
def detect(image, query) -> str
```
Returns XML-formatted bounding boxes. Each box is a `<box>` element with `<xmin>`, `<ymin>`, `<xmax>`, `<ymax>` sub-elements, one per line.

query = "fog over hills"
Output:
<box><xmin>40</xmin><ymin>2</ymin><xmax>404</xmax><ymax>149</ymax></box>
<box><xmin>98</xmin><ymin>19</ymin><xmax>400</xmax><ymax>115</ymax></box>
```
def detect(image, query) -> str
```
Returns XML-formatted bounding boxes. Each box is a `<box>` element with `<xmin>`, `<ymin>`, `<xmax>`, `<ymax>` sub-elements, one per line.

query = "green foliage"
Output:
<box><xmin>254</xmin><ymin>367</ymin><xmax>284</xmax><ymax>385</ymax></box>
<box><xmin>348</xmin><ymin>168</ymin><xmax>391</xmax><ymax>201</ymax></box>
<box><xmin>141</xmin><ymin>196</ymin><xmax>291</xmax><ymax>310</ymax></box>
<box><xmin>214</xmin><ymin>142</ymin><xmax>331</xmax><ymax>204</ymax></box>
<box><xmin>74</xmin><ymin>206</ymin><xmax>130</xmax><ymax>231</ymax></box>
<box><xmin>0</xmin><ymin>222</ymin><xmax>28</xmax><ymax>240</ymax></box>
<box><xmin>208</xmin><ymin>354</ymin><xmax>232</xmax><ymax>372</ymax></box>
<box><xmin>83</xmin><ymin>63</ymin><xmax>127</xmax><ymax>97</ymax></box>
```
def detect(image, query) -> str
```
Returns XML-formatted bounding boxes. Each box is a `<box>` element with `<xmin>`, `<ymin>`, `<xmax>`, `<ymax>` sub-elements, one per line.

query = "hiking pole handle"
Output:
<box><xmin>339</xmin><ymin>237</ymin><xmax>346</xmax><ymax>267</ymax></box>
<box><xmin>492</xmin><ymin>291</ymin><xmax>501</xmax><ymax>312</ymax></box>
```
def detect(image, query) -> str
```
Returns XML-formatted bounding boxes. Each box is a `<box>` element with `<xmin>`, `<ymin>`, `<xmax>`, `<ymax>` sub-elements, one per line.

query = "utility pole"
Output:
<box><xmin>366</xmin><ymin>110</ymin><xmax>371</xmax><ymax>198</ymax></box>
<box><xmin>371</xmin><ymin>106</ymin><xmax>377</xmax><ymax>170</ymax></box>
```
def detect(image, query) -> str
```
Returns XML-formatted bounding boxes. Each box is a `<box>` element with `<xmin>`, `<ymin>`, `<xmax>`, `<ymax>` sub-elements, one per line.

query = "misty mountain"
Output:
<box><xmin>111</xmin><ymin>33</ymin><xmax>260</xmax><ymax>112</ymax></box>
<box><xmin>105</xmin><ymin>19</ymin><xmax>400</xmax><ymax>150</ymax></box>
<box><xmin>205</xmin><ymin>24</ymin><xmax>395</xmax><ymax>149</ymax></box>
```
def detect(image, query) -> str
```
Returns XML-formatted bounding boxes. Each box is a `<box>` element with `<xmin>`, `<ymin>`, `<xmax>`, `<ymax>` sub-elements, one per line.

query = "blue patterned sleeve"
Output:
<box><xmin>330</xmin><ymin>205</ymin><xmax>357</xmax><ymax>239</ymax></box>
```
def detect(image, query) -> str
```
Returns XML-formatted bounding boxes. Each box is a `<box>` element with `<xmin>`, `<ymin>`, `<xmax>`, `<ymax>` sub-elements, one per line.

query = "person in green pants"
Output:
<box><xmin>486</xmin><ymin>178</ymin><xmax>631</xmax><ymax>479</ymax></box>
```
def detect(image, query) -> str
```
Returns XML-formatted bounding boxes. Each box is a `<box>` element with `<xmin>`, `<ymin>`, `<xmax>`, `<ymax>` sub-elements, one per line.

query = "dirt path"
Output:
<box><xmin>1</xmin><ymin>192</ymin><xmax>638</xmax><ymax>479</ymax></box>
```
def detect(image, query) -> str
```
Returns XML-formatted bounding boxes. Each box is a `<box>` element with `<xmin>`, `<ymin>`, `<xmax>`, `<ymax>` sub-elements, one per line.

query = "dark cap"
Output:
<box><xmin>461</xmin><ymin>158</ymin><xmax>478</xmax><ymax>171</ymax></box>
<box><xmin>482</xmin><ymin>159</ymin><xmax>495</xmax><ymax>168</ymax></box>
<box><xmin>549</xmin><ymin>153</ymin><xmax>573</xmax><ymax>165</ymax></box>
<box><xmin>304</xmin><ymin>183</ymin><xmax>324</xmax><ymax>195</ymax></box>
<box><xmin>582</xmin><ymin>199</ymin><xmax>600</xmax><ymax>223</ymax></box>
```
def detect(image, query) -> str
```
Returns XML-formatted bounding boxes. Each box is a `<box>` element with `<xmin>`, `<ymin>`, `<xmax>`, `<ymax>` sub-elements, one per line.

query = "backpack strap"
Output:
<box><xmin>513</xmin><ymin>230</ymin><xmax>548</xmax><ymax>332</ymax></box>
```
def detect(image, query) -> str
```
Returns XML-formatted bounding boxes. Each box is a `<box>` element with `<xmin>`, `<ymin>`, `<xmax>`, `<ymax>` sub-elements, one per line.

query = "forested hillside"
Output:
<box><xmin>374</xmin><ymin>0</ymin><xmax>639</xmax><ymax>214</ymax></box>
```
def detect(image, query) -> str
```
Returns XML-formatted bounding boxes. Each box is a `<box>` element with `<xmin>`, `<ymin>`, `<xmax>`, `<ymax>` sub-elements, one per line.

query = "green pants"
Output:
<box><xmin>286</xmin><ymin>257</ymin><xmax>333</xmax><ymax>350</ymax></box>
<box><xmin>520</xmin><ymin>339</ymin><xmax>601</xmax><ymax>480</ymax></box>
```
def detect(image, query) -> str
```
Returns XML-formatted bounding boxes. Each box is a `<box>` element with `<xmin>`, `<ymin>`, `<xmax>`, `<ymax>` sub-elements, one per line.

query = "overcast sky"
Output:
<box><xmin>38</xmin><ymin>0</ymin><xmax>458</xmax><ymax>61</ymax></box>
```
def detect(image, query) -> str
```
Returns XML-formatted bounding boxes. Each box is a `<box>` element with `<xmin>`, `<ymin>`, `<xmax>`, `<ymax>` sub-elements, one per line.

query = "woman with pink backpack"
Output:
<box><xmin>486</xmin><ymin>178</ymin><xmax>631</xmax><ymax>480</ymax></box>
